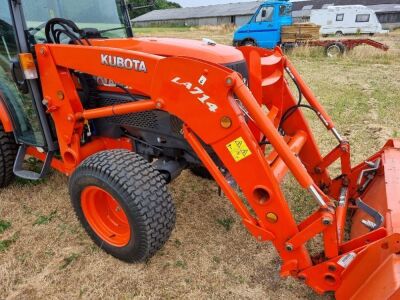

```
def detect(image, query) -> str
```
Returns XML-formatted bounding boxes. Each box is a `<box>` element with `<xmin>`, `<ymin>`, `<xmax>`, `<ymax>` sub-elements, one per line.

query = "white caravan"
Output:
<box><xmin>310</xmin><ymin>5</ymin><xmax>387</xmax><ymax>36</ymax></box>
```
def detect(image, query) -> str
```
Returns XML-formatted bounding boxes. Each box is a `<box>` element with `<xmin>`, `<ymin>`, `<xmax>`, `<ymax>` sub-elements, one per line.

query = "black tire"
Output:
<box><xmin>335</xmin><ymin>31</ymin><xmax>344</xmax><ymax>37</ymax></box>
<box><xmin>325</xmin><ymin>42</ymin><xmax>345</xmax><ymax>58</ymax></box>
<box><xmin>242</xmin><ymin>39</ymin><xmax>256</xmax><ymax>47</ymax></box>
<box><xmin>69</xmin><ymin>150</ymin><xmax>176</xmax><ymax>262</ymax></box>
<box><xmin>189</xmin><ymin>165</ymin><xmax>213</xmax><ymax>180</ymax></box>
<box><xmin>0</xmin><ymin>124</ymin><xmax>17</xmax><ymax>188</ymax></box>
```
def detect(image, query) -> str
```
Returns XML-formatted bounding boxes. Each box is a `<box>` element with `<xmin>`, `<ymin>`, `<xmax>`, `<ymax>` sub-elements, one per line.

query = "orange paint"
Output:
<box><xmin>18</xmin><ymin>38</ymin><xmax>399</xmax><ymax>298</ymax></box>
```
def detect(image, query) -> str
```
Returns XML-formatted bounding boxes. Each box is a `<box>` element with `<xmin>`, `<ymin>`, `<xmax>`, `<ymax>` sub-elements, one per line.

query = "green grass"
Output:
<box><xmin>60</xmin><ymin>253</ymin><xmax>80</xmax><ymax>270</ymax></box>
<box><xmin>33</xmin><ymin>210</ymin><xmax>58</xmax><ymax>226</ymax></box>
<box><xmin>216</xmin><ymin>217</ymin><xmax>235</xmax><ymax>231</ymax></box>
<box><xmin>0</xmin><ymin>233</ymin><xmax>19</xmax><ymax>252</ymax></box>
<box><xmin>0</xmin><ymin>220</ymin><xmax>11</xmax><ymax>234</ymax></box>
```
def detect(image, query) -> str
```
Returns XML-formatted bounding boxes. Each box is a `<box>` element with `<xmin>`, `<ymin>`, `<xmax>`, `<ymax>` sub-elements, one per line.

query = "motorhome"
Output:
<box><xmin>310</xmin><ymin>5</ymin><xmax>386</xmax><ymax>36</ymax></box>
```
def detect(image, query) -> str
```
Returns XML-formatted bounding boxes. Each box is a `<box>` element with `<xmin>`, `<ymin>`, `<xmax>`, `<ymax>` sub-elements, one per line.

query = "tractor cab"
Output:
<box><xmin>0</xmin><ymin>0</ymin><xmax>133</xmax><ymax>178</ymax></box>
<box><xmin>1</xmin><ymin>0</ymin><xmax>247</xmax><ymax>180</ymax></box>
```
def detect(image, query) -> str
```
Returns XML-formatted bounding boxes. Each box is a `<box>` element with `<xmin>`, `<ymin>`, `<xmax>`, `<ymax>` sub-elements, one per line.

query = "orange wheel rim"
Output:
<box><xmin>81</xmin><ymin>186</ymin><xmax>131</xmax><ymax>247</ymax></box>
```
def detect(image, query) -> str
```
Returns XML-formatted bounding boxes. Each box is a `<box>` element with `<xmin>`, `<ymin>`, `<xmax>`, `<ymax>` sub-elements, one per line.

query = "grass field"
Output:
<box><xmin>1</xmin><ymin>27</ymin><xmax>400</xmax><ymax>299</ymax></box>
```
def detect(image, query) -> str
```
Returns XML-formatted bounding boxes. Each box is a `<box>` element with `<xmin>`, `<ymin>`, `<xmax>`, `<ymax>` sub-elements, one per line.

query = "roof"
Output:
<box><xmin>133</xmin><ymin>0</ymin><xmax>400</xmax><ymax>22</ymax></box>
<box><xmin>292</xmin><ymin>0</ymin><xmax>400</xmax><ymax>10</ymax></box>
<box><xmin>369</xmin><ymin>4</ymin><xmax>400</xmax><ymax>12</ymax></box>
<box><xmin>133</xmin><ymin>1</ymin><xmax>262</xmax><ymax>22</ymax></box>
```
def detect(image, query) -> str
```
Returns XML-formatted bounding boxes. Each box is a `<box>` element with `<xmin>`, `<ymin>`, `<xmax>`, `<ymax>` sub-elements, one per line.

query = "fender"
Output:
<box><xmin>0</xmin><ymin>97</ymin><xmax>13</xmax><ymax>132</ymax></box>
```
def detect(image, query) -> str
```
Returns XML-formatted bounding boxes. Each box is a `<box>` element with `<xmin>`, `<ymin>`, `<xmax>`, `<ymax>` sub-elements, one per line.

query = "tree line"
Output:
<box><xmin>127</xmin><ymin>0</ymin><xmax>181</xmax><ymax>19</ymax></box>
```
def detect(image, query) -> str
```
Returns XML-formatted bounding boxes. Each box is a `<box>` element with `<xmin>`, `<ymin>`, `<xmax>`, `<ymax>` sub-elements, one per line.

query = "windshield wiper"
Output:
<box><xmin>98</xmin><ymin>26</ymin><xmax>127</xmax><ymax>34</ymax></box>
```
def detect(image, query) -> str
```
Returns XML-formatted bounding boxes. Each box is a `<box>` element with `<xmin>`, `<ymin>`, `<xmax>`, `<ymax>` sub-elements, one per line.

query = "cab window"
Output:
<box><xmin>0</xmin><ymin>0</ymin><xmax>45</xmax><ymax>146</ymax></box>
<box><xmin>22</xmin><ymin>0</ymin><xmax>129</xmax><ymax>44</ymax></box>
<box><xmin>256</xmin><ymin>6</ymin><xmax>274</xmax><ymax>23</ymax></box>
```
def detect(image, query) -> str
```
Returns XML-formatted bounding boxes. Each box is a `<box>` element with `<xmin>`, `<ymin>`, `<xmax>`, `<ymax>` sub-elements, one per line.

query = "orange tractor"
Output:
<box><xmin>0</xmin><ymin>1</ymin><xmax>399</xmax><ymax>299</ymax></box>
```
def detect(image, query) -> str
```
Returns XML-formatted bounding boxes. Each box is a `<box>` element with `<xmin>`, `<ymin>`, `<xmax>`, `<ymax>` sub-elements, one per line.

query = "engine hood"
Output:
<box><xmin>90</xmin><ymin>37</ymin><xmax>245</xmax><ymax>65</ymax></box>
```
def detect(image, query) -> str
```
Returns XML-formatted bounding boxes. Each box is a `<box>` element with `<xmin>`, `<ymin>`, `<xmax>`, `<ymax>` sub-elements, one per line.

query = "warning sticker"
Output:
<box><xmin>226</xmin><ymin>137</ymin><xmax>252</xmax><ymax>162</ymax></box>
<box><xmin>337</xmin><ymin>252</ymin><xmax>357</xmax><ymax>268</ymax></box>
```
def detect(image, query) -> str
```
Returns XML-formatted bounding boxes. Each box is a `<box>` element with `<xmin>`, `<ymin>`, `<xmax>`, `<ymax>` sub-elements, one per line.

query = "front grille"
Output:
<box><xmin>170</xmin><ymin>115</ymin><xmax>183</xmax><ymax>135</ymax></box>
<box><xmin>97</xmin><ymin>97</ymin><xmax>159</xmax><ymax>129</ymax></box>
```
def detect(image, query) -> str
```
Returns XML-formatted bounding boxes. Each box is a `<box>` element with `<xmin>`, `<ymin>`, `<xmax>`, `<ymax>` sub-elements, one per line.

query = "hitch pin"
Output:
<box><xmin>331</xmin><ymin>127</ymin><xmax>343</xmax><ymax>143</ymax></box>
<box><xmin>309</xmin><ymin>185</ymin><xmax>327</xmax><ymax>207</ymax></box>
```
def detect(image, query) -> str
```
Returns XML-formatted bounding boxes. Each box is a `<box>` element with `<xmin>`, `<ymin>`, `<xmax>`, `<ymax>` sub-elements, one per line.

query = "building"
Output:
<box><xmin>133</xmin><ymin>2</ymin><xmax>261</xmax><ymax>27</ymax></box>
<box><xmin>132</xmin><ymin>0</ymin><xmax>400</xmax><ymax>30</ymax></box>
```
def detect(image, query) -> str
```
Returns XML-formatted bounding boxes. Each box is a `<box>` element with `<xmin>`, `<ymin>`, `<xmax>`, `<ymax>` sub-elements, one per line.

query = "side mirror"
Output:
<box><xmin>10</xmin><ymin>58</ymin><xmax>29</xmax><ymax>94</ymax></box>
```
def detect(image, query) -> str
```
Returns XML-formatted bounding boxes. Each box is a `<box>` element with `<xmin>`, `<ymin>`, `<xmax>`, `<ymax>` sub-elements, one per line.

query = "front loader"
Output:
<box><xmin>0</xmin><ymin>1</ymin><xmax>399</xmax><ymax>298</ymax></box>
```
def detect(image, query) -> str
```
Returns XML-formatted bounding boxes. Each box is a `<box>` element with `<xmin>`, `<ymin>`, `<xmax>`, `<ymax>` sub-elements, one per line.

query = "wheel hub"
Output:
<box><xmin>81</xmin><ymin>186</ymin><xmax>131</xmax><ymax>247</ymax></box>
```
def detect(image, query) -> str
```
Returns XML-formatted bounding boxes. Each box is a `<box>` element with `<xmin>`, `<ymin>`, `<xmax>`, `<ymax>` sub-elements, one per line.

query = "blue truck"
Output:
<box><xmin>233</xmin><ymin>0</ymin><xmax>294</xmax><ymax>48</ymax></box>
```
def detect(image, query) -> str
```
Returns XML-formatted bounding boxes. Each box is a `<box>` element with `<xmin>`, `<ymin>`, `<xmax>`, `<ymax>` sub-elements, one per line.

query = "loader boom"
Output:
<box><xmin>29</xmin><ymin>39</ymin><xmax>400</xmax><ymax>298</ymax></box>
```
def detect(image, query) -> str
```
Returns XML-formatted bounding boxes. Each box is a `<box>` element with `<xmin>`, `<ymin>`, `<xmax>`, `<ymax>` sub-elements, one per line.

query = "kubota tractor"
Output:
<box><xmin>0</xmin><ymin>1</ymin><xmax>399</xmax><ymax>299</ymax></box>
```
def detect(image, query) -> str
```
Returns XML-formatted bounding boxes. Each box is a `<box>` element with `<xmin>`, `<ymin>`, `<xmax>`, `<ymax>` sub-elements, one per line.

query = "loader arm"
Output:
<box><xmin>33</xmin><ymin>42</ymin><xmax>400</xmax><ymax>298</ymax></box>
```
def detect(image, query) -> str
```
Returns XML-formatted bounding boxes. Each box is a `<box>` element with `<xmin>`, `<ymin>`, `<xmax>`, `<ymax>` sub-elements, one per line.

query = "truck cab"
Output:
<box><xmin>233</xmin><ymin>0</ymin><xmax>292</xmax><ymax>48</ymax></box>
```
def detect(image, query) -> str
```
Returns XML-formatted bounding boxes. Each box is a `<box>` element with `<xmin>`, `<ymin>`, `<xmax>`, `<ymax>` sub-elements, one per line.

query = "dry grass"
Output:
<box><xmin>1</xmin><ymin>26</ymin><xmax>400</xmax><ymax>299</ymax></box>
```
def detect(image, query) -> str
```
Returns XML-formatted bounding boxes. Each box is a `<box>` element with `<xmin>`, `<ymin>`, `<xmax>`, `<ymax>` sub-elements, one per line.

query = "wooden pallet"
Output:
<box><xmin>281</xmin><ymin>23</ymin><xmax>320</xmax><ymax>43</ymax></box>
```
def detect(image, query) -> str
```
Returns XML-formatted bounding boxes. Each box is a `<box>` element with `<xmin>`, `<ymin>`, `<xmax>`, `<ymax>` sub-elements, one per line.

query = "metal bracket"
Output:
<box><xmin>356</xmin><ymin>198</ymin><xmax>384</xmax><ymax>231</ymax></box>
<box><xmin>357</xmin><ymin>158</ymin><xmax>381</xmax><ymax>193</ymax></box>
<box><xmin>13</xmin><ymin>144</ymin><xmax>54</xmax><ymax>180</ymax></box>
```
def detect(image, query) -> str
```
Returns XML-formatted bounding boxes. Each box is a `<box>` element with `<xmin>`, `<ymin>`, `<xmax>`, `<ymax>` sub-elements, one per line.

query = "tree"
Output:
<box><xmin>127</xmin><ymin>0</ymin><xmax>181</xmax><ymax>19</ymax></box>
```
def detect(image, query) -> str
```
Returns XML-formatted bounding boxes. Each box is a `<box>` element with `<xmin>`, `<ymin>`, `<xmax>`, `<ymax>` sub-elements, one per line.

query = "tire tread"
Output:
<box><xmin>0</xmin><ymin>124</ymin><xmax>17</xmax><ymax>188</ymax></box>
<box><xmin>69</xmin><ymin>150</ymin><xmax>176</xmax><ymax>262</ymax></box>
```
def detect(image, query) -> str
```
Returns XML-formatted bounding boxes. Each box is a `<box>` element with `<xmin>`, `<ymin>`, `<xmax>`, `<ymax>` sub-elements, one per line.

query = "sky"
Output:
<box><xmin>173</xmin><ymin>0</ymin><xmax>305</xmax><ymax>7</ymax></box>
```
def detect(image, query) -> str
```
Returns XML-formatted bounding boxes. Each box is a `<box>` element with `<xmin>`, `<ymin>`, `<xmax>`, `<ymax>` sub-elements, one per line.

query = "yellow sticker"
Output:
<box><xmin>226</xmin><ymin>137</ymin><xmax>252</xmax><ymax>162</ymax></box>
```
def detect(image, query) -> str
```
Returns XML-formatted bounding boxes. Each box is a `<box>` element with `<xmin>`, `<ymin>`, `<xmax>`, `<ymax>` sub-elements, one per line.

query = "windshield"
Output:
<box><xmin>22</xmin><ymin>0</ymin><xmax>130</xmax><ymax>43</ymax></box>
<box><xmin>279</xmin><ymin>4</ymin><xmax>292</xmax><ymax>17</ymax></box>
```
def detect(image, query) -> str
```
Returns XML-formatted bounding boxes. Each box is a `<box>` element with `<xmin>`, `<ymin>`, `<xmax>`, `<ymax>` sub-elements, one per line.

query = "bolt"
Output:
<box><xmin>42</xmin><ymin>99</ymin><xmax>49</xmax><ymax>106</ymax></box>
<box><xmin>220</xmin><ymin>116</ymin><xmax>232</xmax><ymax>129</ymax></box>
<box><xmin>226</xmin><ymin>77</ymin><xmax>234</xmax><ymax>86</ymax></box>
<box><xmin>285</xmin><ymin>243</ymin><xmax>294</xmax><ymax>252</ymax></box>
<box><xmin>40</xmin><ymin>47</ymin><xmax>46</xmax><ymax>55</ymax></box>
<box><xmin>257</xmin><ymin>235</ymin><xmax>262</xmax><ymax>241</ymax></box>
<box><xmin>322</xmin><ymin>217</ymin><xmax>333</xmax><ymax>225</ymax></box>
<box><xmin>314</xmin><ymin>167</ymin><xmax>322</xmax><ymax>174</ymax></box>
<box><xmin>266</xmin><ymin>212</ymin><xmax>278</xmax><ymax>224</ymax></box>
<box><xmin>328</xmin><ymin>265</ymin><xmax>337</xmax><ymax>272</ymax></box>
<box><xmin>156</xmin><ymin>101</ymin><xmax>163</xmax><ymax>109</ymax></box>
<box><xmin>56</xmin><ymin>90</ymin><xmax>64</xmax><ymax>100</ymax></box>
